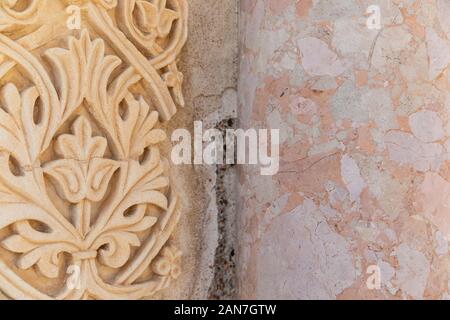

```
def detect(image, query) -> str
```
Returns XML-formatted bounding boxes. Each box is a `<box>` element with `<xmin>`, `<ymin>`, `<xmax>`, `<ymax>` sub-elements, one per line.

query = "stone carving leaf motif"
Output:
<box><xmin>0</xmin><ymin>0</ymin><xmax>187</xmax><ymax>300</ymax></box>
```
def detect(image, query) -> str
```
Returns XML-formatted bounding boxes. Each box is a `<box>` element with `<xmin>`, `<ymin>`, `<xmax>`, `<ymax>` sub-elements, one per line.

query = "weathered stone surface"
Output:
<box><xmin>0</xmin><ymin>0</ymin><xmax>239</xmax><ymax>301</ymax></box>
<box><xmin>1</xmin><ymin>0</ymin><xmax>449</xmax><ymax>301</ymax></box>
<box><xmin>238</xmin><ymin>0</ymin><xmax>450</xmax><ymax>300</ymax></box>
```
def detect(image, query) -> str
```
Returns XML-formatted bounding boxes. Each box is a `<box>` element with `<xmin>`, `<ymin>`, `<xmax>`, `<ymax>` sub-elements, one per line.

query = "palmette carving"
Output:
<box><xmin>0</xmin><ymin>1</ymin><xmax>187</xmax><ymax>300</ymax></box>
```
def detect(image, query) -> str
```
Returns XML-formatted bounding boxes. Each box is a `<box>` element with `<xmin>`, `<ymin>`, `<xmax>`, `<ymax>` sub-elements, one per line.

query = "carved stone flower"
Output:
<box><xmin>136</xmin><ymin>0</ymin><xmax>180</xmax><ymax>38</ymax></box>
<box><xmin>44</xmin><ymin>116</ymin><xmax>119</xmax><ymax>203</ymax></box>
<box><xmin>152</xmin><ymin>246</ymin><xmax>181</xmax><ymax>279</ymax></box>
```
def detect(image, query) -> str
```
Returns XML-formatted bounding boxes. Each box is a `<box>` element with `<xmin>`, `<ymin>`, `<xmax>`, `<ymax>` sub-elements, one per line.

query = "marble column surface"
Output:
<box><xmin>237</xmin><ymin>0</ymin><xmax>450</xmax><ymax>300</ymax></box>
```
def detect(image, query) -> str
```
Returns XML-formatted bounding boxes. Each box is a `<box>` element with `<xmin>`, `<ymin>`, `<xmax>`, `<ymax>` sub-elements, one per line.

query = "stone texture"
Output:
<box><xmin>177</xmin><ymin>0</ymin><xmax>238</xmax><ymax>300</ymax></box>
<box><xmin>237</xmin><ymin>0</ymin><xmax>450</xmax><ymax>300</ymax></box>
<box><xmin>0</xmin><ymin>0</ymin><xmax>239</xmax><ymax>300</ymax></box>
<box><xmin>0</xmin><ymin>0</ymin><xmax>449</xmax><ymax>301</ymax></box>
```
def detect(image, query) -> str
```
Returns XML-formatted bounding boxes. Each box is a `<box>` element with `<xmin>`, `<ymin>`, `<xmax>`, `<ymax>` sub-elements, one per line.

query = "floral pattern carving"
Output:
<box><xmin>0</xmin><ymin>0</ymin><xmax>187</xmax><ymax>300</ymax></box>
<box><xmin>136</xmin><ymin>0</ymin><xmax>179</xmax><ymax>38</ymax></box>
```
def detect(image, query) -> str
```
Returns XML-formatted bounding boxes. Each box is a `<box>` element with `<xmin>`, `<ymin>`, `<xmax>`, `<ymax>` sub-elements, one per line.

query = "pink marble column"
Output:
<box><xmin>237</xmin><ymin>0</ymin><xmax>450</xmax><ymax>299</ymax></box>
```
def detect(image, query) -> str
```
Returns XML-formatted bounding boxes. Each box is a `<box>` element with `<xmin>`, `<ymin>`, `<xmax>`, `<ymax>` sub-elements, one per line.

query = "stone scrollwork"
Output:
<box><xmin>0</xmin><ymin>0</ymin><xmax>187</xmax><ymax>300</ymax></box>
<box><xmin>0</xmin><ymin>0</ymin><xmax>45</xmax><ymax>32</ymax></box>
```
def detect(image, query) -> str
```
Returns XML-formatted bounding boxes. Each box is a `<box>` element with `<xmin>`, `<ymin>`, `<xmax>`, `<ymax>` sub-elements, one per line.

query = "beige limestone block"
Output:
<box><xmin>0</xmin><ymin>0</ymin><xmax>189</xmax><ymax>300</ymax></box>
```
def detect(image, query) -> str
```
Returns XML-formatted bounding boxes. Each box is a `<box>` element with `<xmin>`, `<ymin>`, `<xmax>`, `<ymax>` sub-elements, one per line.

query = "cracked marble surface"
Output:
<box><xmin>237</xmin><ymin>0</ymin><xmax>450</xmax><ymax>300</ymax></box>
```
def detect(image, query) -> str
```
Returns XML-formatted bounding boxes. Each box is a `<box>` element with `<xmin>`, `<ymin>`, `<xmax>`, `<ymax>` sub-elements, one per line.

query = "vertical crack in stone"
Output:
<box><xmin>208</xmin><ymin>118</ymin><xmax>237</xmax><ymax>299</ymax></box>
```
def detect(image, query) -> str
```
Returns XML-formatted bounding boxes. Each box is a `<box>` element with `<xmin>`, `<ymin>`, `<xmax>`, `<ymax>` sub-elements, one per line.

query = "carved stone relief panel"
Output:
<box><xmin>0</xmin><ymin>0</ymin><xmax>187</xmax><ymax>300</ymax></box>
